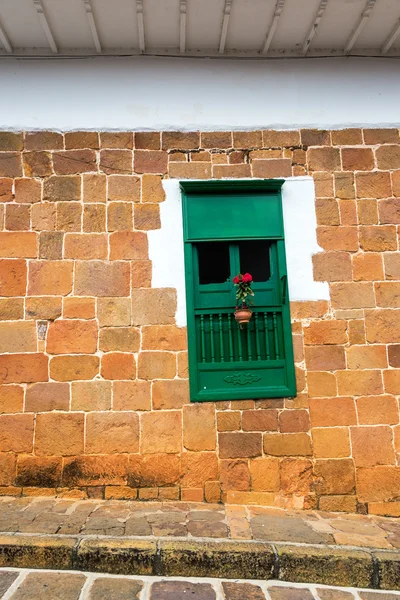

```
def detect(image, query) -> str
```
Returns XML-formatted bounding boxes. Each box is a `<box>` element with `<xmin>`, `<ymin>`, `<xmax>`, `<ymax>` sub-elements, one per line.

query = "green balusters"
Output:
<box><xmin>228</xmin><ymin>313</ymin><xmax>234</xmax><ymax>362</ymax></box>
<box><xmin>218</xmin><ymin>313</ymin><xmax>224</xmax><ymax>362</ymax></box>
<box><xmin>264</xmin><ymin>312</ymin><xmax>270</xmax><ymax>360</ymax></box>
<box><xmin>273</xmin><ymin>311</ymin><xmax>280</xmax><ymax>360</ymax></box>
<box><xmin>200</xmin><ymin>314</ymin><xmax>206</xmax><ymax>363</ymax></box>
<box><xmin>209</xmin><ymin>314</ymin><xmax>215</xmax><ymax>363</ymax></box>
<box><xmin>247</xmin><ymin>319</ymin><xmax>252</xmax><ymax>361</ymax></box>
<box><xmin>255</xmin><ymin>313</ymin><xmax>261</xmax><ymax>361</ymax></box>
<box><xmin>237</xmin><ymin>321</ymin><xmax>243</xmax><ymax>362</ymax></box>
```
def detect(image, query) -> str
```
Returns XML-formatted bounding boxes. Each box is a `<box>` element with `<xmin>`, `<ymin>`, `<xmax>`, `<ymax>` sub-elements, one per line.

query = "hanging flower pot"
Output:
<box><xmin>232</xmin><ymin>272</ymin><xmax>254</xmax><ymax>327</ymax></box>
<box><xmin>234</xmin><ymin>306</ymin><xmax>253</xmax><ymax>325</ymax></box>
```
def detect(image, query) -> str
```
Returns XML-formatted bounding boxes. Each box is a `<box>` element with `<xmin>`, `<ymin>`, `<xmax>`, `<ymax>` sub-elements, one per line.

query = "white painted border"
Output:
<box><xmin>1</xmin><ymin>57</ymin><xmax>400</xmax><ymax>131</ymax></box>
<box><xmin>148</xmin><ymin>178</ymin><xmax>329</xmax><ymax>327</ymax></box>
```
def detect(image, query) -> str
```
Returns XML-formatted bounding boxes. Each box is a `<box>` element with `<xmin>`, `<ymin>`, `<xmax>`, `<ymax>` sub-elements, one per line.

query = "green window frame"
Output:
<box><xmin>181</xmin><ymin>180</ymin><xmax>296</xmax><ymax>403</ymax></box>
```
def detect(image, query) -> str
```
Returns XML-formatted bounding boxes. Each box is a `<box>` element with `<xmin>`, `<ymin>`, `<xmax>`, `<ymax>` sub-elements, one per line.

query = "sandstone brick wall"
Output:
<box><xmin>0</xmin><ymin>128</ymin><xmax>400</xmax><ymax>515</ymax></box>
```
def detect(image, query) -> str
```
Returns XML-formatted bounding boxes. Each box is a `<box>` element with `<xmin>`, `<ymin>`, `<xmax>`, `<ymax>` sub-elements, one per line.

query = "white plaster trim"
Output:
<box><xmin>1</xmin><ymin>57</ymin><xmax>400</xmax><ymax>131</ymax></box>
<box><xmin>148</xmin><ymin>177</ymin><xmax>329</xmax><ymax>328</ymax></box>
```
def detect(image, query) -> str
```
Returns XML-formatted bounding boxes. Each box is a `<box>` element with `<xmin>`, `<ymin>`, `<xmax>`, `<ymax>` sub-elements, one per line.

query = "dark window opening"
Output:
<box><xmin>197</xmin><ymin>241</ymin><xmax>231</xmax><ymax>285</ymax></box>
<box><xmin>239</xmin><ymin>240</ymin><xmax>271</xmax><ymax>281</ymax></box>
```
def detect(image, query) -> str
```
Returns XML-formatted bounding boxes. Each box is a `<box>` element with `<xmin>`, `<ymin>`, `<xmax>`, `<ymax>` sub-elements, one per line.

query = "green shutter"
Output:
<box><xmin>181</xmin><ymin>180</ymin><xmax>296</xmax><ymax>403</ymax></box>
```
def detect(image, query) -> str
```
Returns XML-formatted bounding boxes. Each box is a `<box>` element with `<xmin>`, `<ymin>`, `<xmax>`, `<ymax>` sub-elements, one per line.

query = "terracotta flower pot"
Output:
<box><xmin>234</xmin><ymin>307</ymin><xmax>253</xmax><ymax>325</ymax></box>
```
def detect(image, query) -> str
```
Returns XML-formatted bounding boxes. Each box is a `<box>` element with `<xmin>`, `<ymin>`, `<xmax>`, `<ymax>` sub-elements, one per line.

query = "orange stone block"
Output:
<box><xmin>50</xmin><ymin>355</ymin><xmax>99</xmax><ymax>381</ymax></box>
<box><xmin>356</xmin><ymin>172</ymin><xmax>392</xmax><ymax>198</ymax></box>
<box><xmin>217</xmin><ymin>411</ymin><xmax>241</xmax><ymax>432</ymax></box>
<box><xmin>134</xmin><ymin>203</ymin><xmax>161</xmax><ymax>230</ymax></box>
<box><xmin>357</xmin><ymin>466</ymin><xmax>400</xmax><ymax>502</ymax></box>
<box><xmin>341</xmin><ymin>148</ymin><xmax>374</xmax><ymax>171</ymax></box>
<box><xmin>35</xmin><ymin>412</ymin><xmax>84</xmax><ymax>457</ymax></box>
<box><xmin>0</xmin><ymin>414</ymin><xmax>34</xmax><ymax>453</ymax></box>
<box><xmin>356</xmin><ymin>395</ymin><xmax>399</xmax><ymax>425</ymax></box>
<box><xmin>316</xmin><ymin>226</ymin><xmax>358</xmax><ymax>252</ymax></box>
<box><xmin>113</xmin><ymin>380</ymin><xmax>151</xmax><ymax>411</ymax></box>
<box><xmin>109</xmin><ymin>231</ymin><xmax>148</xmax><ymax>260</ymax></box>
<box><xmin>134</xmin><ymin>150</ymin><xmax>168</xmax><ymax>174</ymax></box>
<box><xmin>308</xmin><ymin>147</ymin><xmax>340</xmax><ymax>171</ymax></box>
<box><xmin>128</xmin><ymin>453</ymin><xmax>180</xmax><ymax>488</ymax></box>
<box><xmin>0</xmin><ymin>385</ymin><xmax>24</xmax><ymax>414</ymax></box>
<box><xmin>108</xmin><ymin>175</ymin><xmax>140</xmax><ymax>202</ymax></box>
<box><xmin>311</xmin><ymin>427</ymin><xmax>350</xmax><ymax>458</ymax></box>
<box><xmin>141</xmin><ymin>174</ymin><xmax>165</xmax><ymax>203</ymax></box>
<box><xmin>99</xmin><ymin>327</ymin><xmax>139</xmax><ymax>353</ymax></box>
<box><xmin>263</xmin><ymin>433</ymin><xmax>312</xmax><ymax>456</ymax></box>
<box><xmin>141</xmin><ymin>411</ymin><xmax>182</xmax><ymax>454</ymax></box>
<box><xmin>75</xmin><ymin>261</ymin><xmax>130</xmax><ymax>297</ymax></box>
<box><xmin>280</xmin><ymin>458</ymin><xmax>313</xmax><ymax>495</ymax></box>
<box><xmin>0</xmin><ymin>259</ymin><xmax>27</xmax><ymax>296</ymax></box>
<box><xmin>142</xmin><ymin>325</ymin><xmax>187</xmax><ymax>351</ymax></box>
<box><xmin>359</xmin><ymin>226</ymin><xmax>397</xmax><ymax>251</ymax></box>
<box><xmin>337</xmin><ymin>370</ymin><xmax>383</xmax><ymax>396</ymax></box>
<box><xmin>0</xmin><ymin>453</ymin><xmax>16</xmax><ymax>486</ymax></box>
<box><xmin>279</xmin><ymin>409</ymin><xmax>310</xmax><ymax>433</ymax></box>
<box><xmin>357</xmin><ymin>199</ymin><xmax>378</xmax><ymax>225</ymax></box>
<box><xmin>180</xmin><ymin>452</ymin><xmax>218</xmax><ymax>488</ymax></box>
<box><xmin>101</xmin><ymin>353</ymin><xmax>136</xmax><ymax>380</ymax></box>
<box><xmin>0</xmin><ymin>353</ymin><xmax>48</xmax><ymax>384</ymax></box>
<box><xmin>383</xmin><ymin>370</ymin><xmax>400</xmax><ymax>394</ymax></box>
<box><xmin>183</xmin><ymin>403</ymin><xmax>216</xmax><ymax>451</ymax></box>
<box><xmin>100</xmin><ymin>149</ymin><xmax>133</xmax><ymax>175</ymax></box>
<box><xmin>62</xmin><ymin>455</ymin><xmax>128</xmax><ymax>487</ymax></box>
<box><xmin>86</xmin><ymin>412</ymin><xmax>139</xmax><ymax>454</ymax></box>
<box><xmin>47</xmin><ymin>320</ymin><xmax>98</xmax><ymax>354</ymax></box>
<box><xmin>25</xmin><ymin>382</ymin><xmax>70</xmax><ymax>412</ymax></box>
<box><xmin>250</xmin><ymin>457</ymin><xmax>280</xmax><ymax>492</ymax></box>
<box><xmin>312</xmin><ymin>251</ymin><xmax>352</xmax><ymax>282</ymax></box>
<box><xmin>137</xmin><ymin>351</ymin><xmax>176</xmax><ymax>380</ymax></box>
<box><xmin>307</xmin><ymin>372</ymin><xmax>337</xmax><ymax>397</ymax></box>
<box><xmin>304</xmin><ymin>321</ymin><xmax>347</xmax><ymax>345</ymax></box>
<box><xmin>64</xmin><ymin>234</ymin><xmax>107</xmax><ymax>260</ymax></box>
<box><xmin>28</xmin><ymin>260</ymin><xmax>73</xmax><ymax>296</ymax></box>
<box><xmin>220</xmin><ymin>459</ymin><xmax>250</xmax><ymax>492</ymax></box>
<box><xmin>365</xmin><ymin>309</ymin><xmax>400</xmax><ymax>343</ymax></box>
<box><xmin>375</xmin><ymin>282</ymin><xmax>400</xmax><ymax>308</ymax></box>
<box><xmin>71</xmin><ymin>381</ymin><xmax>111</xmax><ymax>411</ymax></box>
<box><xmin>152</xmin><ymin>379</ymin><xmax>189</xmax><ymax>409</ymax></box>
<box><xmin>0</xmin><ymin>232</ymin><xmax>37</xmax><ymax>258</ymax></box>
<box><xmin>305</xmin><ymin>346</ymin><xmax>345</xmax><ymax>371</ymax></box>
<box><xmin>353</xmin><ymin>253</ymin><xmax>384</xmax><ymax>281</ymax></box>
<box><xmin>330</xmin><ymin>282</ymin><xmax>375</xmax><ymax>309</ymax></box>
<box><xmin>63</xmin><ymin>297</ymin><xmax>96</xmax><ymax>320</ymax></box>
<box><xmin>290</xmin><ymin>301</ymin><xmax>328</xmax><ymax>319</ymax></box>
<box><xmin>83</xmin><ymin>174</ymin><xmax>106</xmax><ymax>203</ymax></box>
<box><xmin>242</xmin><ymin>410</ymin><xmax>279</xmax><ymax>432</ymax></box>
<box><xmin>351</xmin><ymin>426</ymin><xmax>395</xmax><ymax>467</ymax></box>
<box><xmin>0</xmin><ymin>321</ymin><xmax>37</xmax><ymax>354</ymax></box>
<box><xmin>309</xmin><ymin>397</ymin><xmax>356</xmax><ymax>427</ymax></box>
<box><xmin>314</xmin><ymin>459</ymin><xmax>355</xmax><ymax>495</ymax></box>
<box><xmin>346</xmin><ymin>345</ymin><xmax>387</xmax><ymax>369</ymax></box>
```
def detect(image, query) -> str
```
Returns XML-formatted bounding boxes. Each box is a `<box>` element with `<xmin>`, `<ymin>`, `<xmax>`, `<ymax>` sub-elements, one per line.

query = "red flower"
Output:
<box><xmin>242</xmin><ymin>273</ymin><xmax>253</xmax><ymax>283</ymax></box>
<box><xmin>232</xmin><ymin>276</ymin><xmax>240</xmax><ymax>284</ymax></box>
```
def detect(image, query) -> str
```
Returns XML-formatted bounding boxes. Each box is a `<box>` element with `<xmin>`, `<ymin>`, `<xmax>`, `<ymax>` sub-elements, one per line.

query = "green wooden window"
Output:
<box><xmin>181</xmin><ymin>180</ymin><xmax>296</xmax><ymax>403</ymax></box>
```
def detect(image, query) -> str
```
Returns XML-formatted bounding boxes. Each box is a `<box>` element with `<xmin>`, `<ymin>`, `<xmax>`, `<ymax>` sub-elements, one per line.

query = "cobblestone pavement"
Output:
<box><xmin>0</xmin><ymin>569</ymin><xmax>399</xmax><ymax>600</ymax></box>
<box><xmin>0</xmin><ymin>496</ymin><xmax>398</xmax><ymax>549</ymax></box>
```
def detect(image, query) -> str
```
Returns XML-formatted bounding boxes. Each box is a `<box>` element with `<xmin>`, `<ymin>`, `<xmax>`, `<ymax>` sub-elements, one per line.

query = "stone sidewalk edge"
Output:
<box><xmin>0</xmin><ymin>535</ymin><xmax>398</xmax><ymax>591</ymax></box>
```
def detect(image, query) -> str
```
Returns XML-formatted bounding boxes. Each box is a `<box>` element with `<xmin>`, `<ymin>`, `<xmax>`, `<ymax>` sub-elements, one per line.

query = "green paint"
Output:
<box><xmin>181</xmin><ymin>180</ymin><xmax>296</xmax><ymax>402</ymax></box>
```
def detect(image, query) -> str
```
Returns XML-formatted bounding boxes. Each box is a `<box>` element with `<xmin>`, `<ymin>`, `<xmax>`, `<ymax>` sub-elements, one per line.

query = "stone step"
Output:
<box><xmin>0</xmin><ymin>534</ymin><xmax>398</xmax><ymax>591</ymax></box>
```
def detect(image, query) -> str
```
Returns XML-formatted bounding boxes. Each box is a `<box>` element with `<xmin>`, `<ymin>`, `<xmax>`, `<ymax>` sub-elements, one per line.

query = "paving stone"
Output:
<box><xmin>359</xmin><ymin>593</ymin><xmax>400</xmax><ymax>599</ymax></box>
<box><xmin>316</xmin><ymin>589</ymin><xmax>356</xmax><ymax>599</ymax></box>
<box><xmin>189</xmin><ymin>511</ymin><xmax>225</xmax><ymax>522</ymax></box>
<box><xmin>251</xmin><ymin>515</ymin><xmax>332</xmax><ymax>544</ymax></box>
<box><xmin>87</xmin><ymin>577</ymin><xmax>143</xmax><ymax>599</ymax></box>
<box><xmin>222</xmin><ymin>581</ymin><xmax>266</xmax><ymax>599</ymax></box>
<box><xmin>125</xmin><ymin>518</ymin><xmax>152</xmax><ymax>536</ymax></box>
<box><xmin>268</xmin><ymin>586</ymin><xmax>314</xmax><ymax>599</ymax></box>
<box><xmin>187</xmin><ymin>521</ymin><xmax>229</xmax><ymax>538</ymax></box>
<box><xmin>149</xmin><ymin>581</ymin><xmax>216</xmax><ymax>600</ymax></box>
<box><xmin>0</xmin><ymin>570</ymin><xmax>19</xmax><ymax>595</ymax></box>
<box><xmin>9</xmin><ymin>572</ymin><xmax>85</xmax><ymax>599</ymax></box>
<box><xmin>151</xmin><ymin>523</ymin><xmax>187</xmax><ymax>536</ymax></box>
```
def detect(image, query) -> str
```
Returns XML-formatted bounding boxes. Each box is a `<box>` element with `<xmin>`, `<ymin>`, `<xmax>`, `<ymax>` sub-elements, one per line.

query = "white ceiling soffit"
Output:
<box><xmin>0</xmin><ymin>0</ymin><xmax>400</xmax><ymax>58</ymax></box>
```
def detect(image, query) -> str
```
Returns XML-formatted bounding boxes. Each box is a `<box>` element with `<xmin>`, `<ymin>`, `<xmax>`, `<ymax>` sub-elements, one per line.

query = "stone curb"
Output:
<box><xmin>0</xmin><ymin>535</ymin><xmax>398</xmax><ymax>590</ymax></box>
